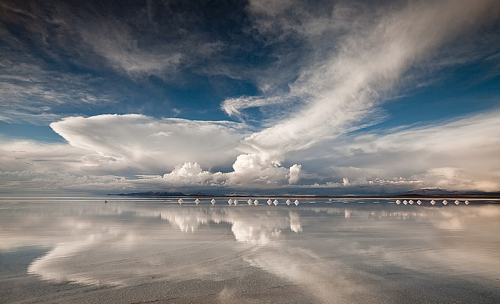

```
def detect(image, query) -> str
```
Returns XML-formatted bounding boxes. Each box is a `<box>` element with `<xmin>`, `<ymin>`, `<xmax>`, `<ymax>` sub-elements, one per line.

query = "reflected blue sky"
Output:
<box><xmin>1</xmin><ymin>198</ymin><xmax>500</xmax><ymax>303</ymax></box>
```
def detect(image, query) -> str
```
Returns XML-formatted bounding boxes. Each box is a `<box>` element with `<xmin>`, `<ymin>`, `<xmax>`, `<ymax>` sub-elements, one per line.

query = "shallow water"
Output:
<box><xmin>1</xmin><ymin>197</ymin><xmax>500</xmax><ymax>303</ymax></box>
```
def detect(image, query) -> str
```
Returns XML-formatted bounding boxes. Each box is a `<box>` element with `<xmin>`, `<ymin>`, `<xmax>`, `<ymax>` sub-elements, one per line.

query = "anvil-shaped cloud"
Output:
<box><xmin>50</xmin><ymin>114</ymin><xmax>248</xmax><ymax>172</ymax></box>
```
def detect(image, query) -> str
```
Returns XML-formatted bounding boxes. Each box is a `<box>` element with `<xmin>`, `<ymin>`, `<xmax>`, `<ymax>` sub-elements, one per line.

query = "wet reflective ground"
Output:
<box><xmin>1</xmin><ymin>197</ymin><xmax>500</xmax><ymax>303</ymax></box>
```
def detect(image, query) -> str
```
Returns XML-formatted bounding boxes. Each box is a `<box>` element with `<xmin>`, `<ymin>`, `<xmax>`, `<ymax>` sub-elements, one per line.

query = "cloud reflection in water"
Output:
<box><xmin>1</xmin><ymin>200</ymin><xmax>500</xmax><ymax>303</ymax></box>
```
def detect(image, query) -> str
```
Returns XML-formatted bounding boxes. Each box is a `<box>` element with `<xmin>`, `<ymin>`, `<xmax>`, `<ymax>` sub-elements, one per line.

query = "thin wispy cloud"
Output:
<box><xmin>233</xmin><ymin>0</ymin><xmax>499</xmax><ymax>159</ymax></box>
<box><xmin>0</xmin><ymin>60</ymin><xmax>112</xmax><ymax>124</ymax></box>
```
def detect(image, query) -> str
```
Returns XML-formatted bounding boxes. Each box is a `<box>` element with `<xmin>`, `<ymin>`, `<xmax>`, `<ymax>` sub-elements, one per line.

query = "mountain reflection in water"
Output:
<box><xmin>1</xmin><ymin>198</ymin><xmax>500</xmax><ymax>303</ymax></box>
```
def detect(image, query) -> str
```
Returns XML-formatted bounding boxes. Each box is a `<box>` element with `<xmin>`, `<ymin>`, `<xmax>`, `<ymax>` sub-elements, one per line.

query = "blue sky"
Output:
<box><xmin>1</xmin><ymin>0</ymin><xmax>499</xmax><ymax>195</ymax></box>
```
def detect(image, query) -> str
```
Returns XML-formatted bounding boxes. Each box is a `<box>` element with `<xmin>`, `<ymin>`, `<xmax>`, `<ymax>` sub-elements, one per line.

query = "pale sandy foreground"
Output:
<box><xmin>1</xmin><ymin>197</ymin><xmax>500</xmax><ymax>303</ymax></box>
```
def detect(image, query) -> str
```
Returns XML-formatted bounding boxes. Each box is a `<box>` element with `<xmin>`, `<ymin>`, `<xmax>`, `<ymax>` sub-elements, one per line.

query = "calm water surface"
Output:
<box><xmin>1</xmin><ymin>197</ymin><xmax>500</xmax><ymax>303</ymax></box>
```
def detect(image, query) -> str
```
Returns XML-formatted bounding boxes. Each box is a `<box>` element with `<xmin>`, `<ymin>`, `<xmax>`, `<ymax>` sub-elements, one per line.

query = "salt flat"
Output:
<box><xmin>1</xmin><ymin>197</ymin><xmax>500</xmax><ymax>303</ymax></box>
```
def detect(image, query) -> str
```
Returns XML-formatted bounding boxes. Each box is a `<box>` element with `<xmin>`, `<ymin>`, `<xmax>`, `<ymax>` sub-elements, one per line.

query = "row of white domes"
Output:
<box><xmin>394</xmin><ymin>199</ymin><xmax>469</xmax><ymax>205</ymax></box>
<box><xmin>176</xmin><ymin>198</ymin><xmax>470</xmax><ymax>206</ymax></box>
<box><xmin>177</xmin><ymin>198</ymin><xmax>300</xmax><ymax>206</ymax></box>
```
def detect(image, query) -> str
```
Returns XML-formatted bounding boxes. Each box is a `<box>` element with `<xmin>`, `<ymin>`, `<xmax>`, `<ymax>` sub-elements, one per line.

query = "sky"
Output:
<box><xmin>0</xmin><ymin>0</ymin><xmax>499</xmax><ymax>195</ymax></box>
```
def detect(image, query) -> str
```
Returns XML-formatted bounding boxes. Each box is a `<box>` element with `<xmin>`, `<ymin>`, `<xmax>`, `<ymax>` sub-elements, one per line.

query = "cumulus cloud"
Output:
<box><xmin>2</xmin><ymin>109</ymin><xmax>499</xmax><ymax>192</ymax></box>
<box><xmin>288</xmin><ymin>164</ymin><xmax>301</xmax><ymax>184</ymax></box>
<box><xmin>2</xmin><ymin>114</ymin><xmax>276</xmax><ymax>192</ymax></box>
<box><xmin>230</xmin><ymin>154</ymin><xmax>286</xmax><ymax>184</ymax></box>
<box><xmin>225</xmin><ymin>154</ymin><xmax>302</xmax><ymax>187</ymax></box>
<box><xmin>1</xmin><ymin>0</ymin><xmax>499</xmax><ymax>194</ymax></box>
<box><xmin>160</xmin><ymin>162</ymin><xmax>218</xmax><ymax>187</ymax></box>
<box><xmin>140</xmin><ymin>154</ymin><xmax>303</xmax><ymax>189</ymax></box>
<box><xmin>1</xmin><ymin>114</ymin><xmax>305</xmax><ymax>191</ymax></box>
<box><xmin>210</xmin><ymin>0</ymin><xmax>500</xmax><ymax>194</ymax></box>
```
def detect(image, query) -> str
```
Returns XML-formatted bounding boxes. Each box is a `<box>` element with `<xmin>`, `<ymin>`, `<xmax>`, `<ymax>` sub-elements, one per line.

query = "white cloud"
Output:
<box><xmin>1</xmin><ymin>1</ymin><xmax>499</xmax><ymax>194</ymax></box>
<box><xmin>0</xmin><ymin>114</ymin><xmax>304</xmax><ymax>191</ymax></box>
<box><xmin>0</xmin><ymin>140</ymin><xmax>87</xmax><ymax>172</ymax></box>
<box><xmin>2</xmin><ymin>109</ymin><xmax>498</xmax><ymax>193</ymax></box>
<box><xmin>140</xmin><ymin>154</ymin><xmax>302</xmax><ymax>189</ymax></box>
<box><xmin>226</xmin><ymin>153</ymin><xmax>296</xmax><ymax>187</ymax></box>
<box><xmin>50</xmin><ymin>114</ymin><xmax>248</xmax><ymax>173</ymax></box>
<box><xmin>221</xmin><ymin>95</ymin><xmax>292</xmax><ymax>117</ymax></box>
<box><xmin>160</xmin><ymin>162</ymin><xmax>217</xmax><ymax>187</ymax></box>
<box><xmin>77</xmin><ymin>19</ymin><xmax>184</xmax><ymax>78</ymax></box>
<box><xmin>2</xmin><ymin>110</ymin><xmax>499</xmax><ymax>192</ymax></box>
<box><xmin>288</xmin><ymin>164</ymin><xmax>301</xmax><ymax>184</ymax></box>
<box><xmin>69</xmin><ymin>6</ymin><xmax>223</xmax><ymax>80</ymax></box>
<box><xmin>227</xmin><ymin>0</ymin><xmax>499</xmax><ymax>162</ymax></box>
<box><xmin>211</xmin><ymin>0</ymin><xmax>500</xmax><ymax>193</ymax></box>
<box><xmin>0</xmin><ymin>1</ymin><xmax>227</xmax><ymax>125</ymax></box>
<box><xmin>363</xmin><ymin>112</ymin><xmax>500</xmax><ymax>191</ymax></box>
<box><xmin>0</xmin><ymin>62</ymin><xmax>112</xmax><ymax>124</ymax></box>
<box><xmin>1</xmin><ymin>114</ymin><xmax>305</xmax><ymax>191</ymax></box>
<box><xmin>298</xmin><ymin>111</ymin><xmax>500</xmax><ymax>192</ymax></box>
<box><xmin>0</xmin><ymin>138</ymin><xmax>138</xmax><ymax>191</ymax></box>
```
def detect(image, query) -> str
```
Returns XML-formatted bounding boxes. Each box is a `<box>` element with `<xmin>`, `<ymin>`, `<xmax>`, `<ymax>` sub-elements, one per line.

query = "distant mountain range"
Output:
<box><xmin>402</xmin><ymin>188</ymin><xmax>461</xmax><ymax>195</ymax></box>
<box><xmin>110</xmin><ymin>191</ymin><xmax>187</xmax><ymax>197</ymax></box>
<box><xmin>401</xmin><ymin>188</ymin><xmax>500</xmax><ymax>197</ymax></box>
<box><xmin>109</xmin><ymin>188</ymin><xmax>500</xmax><ymax>198</ymax></box>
